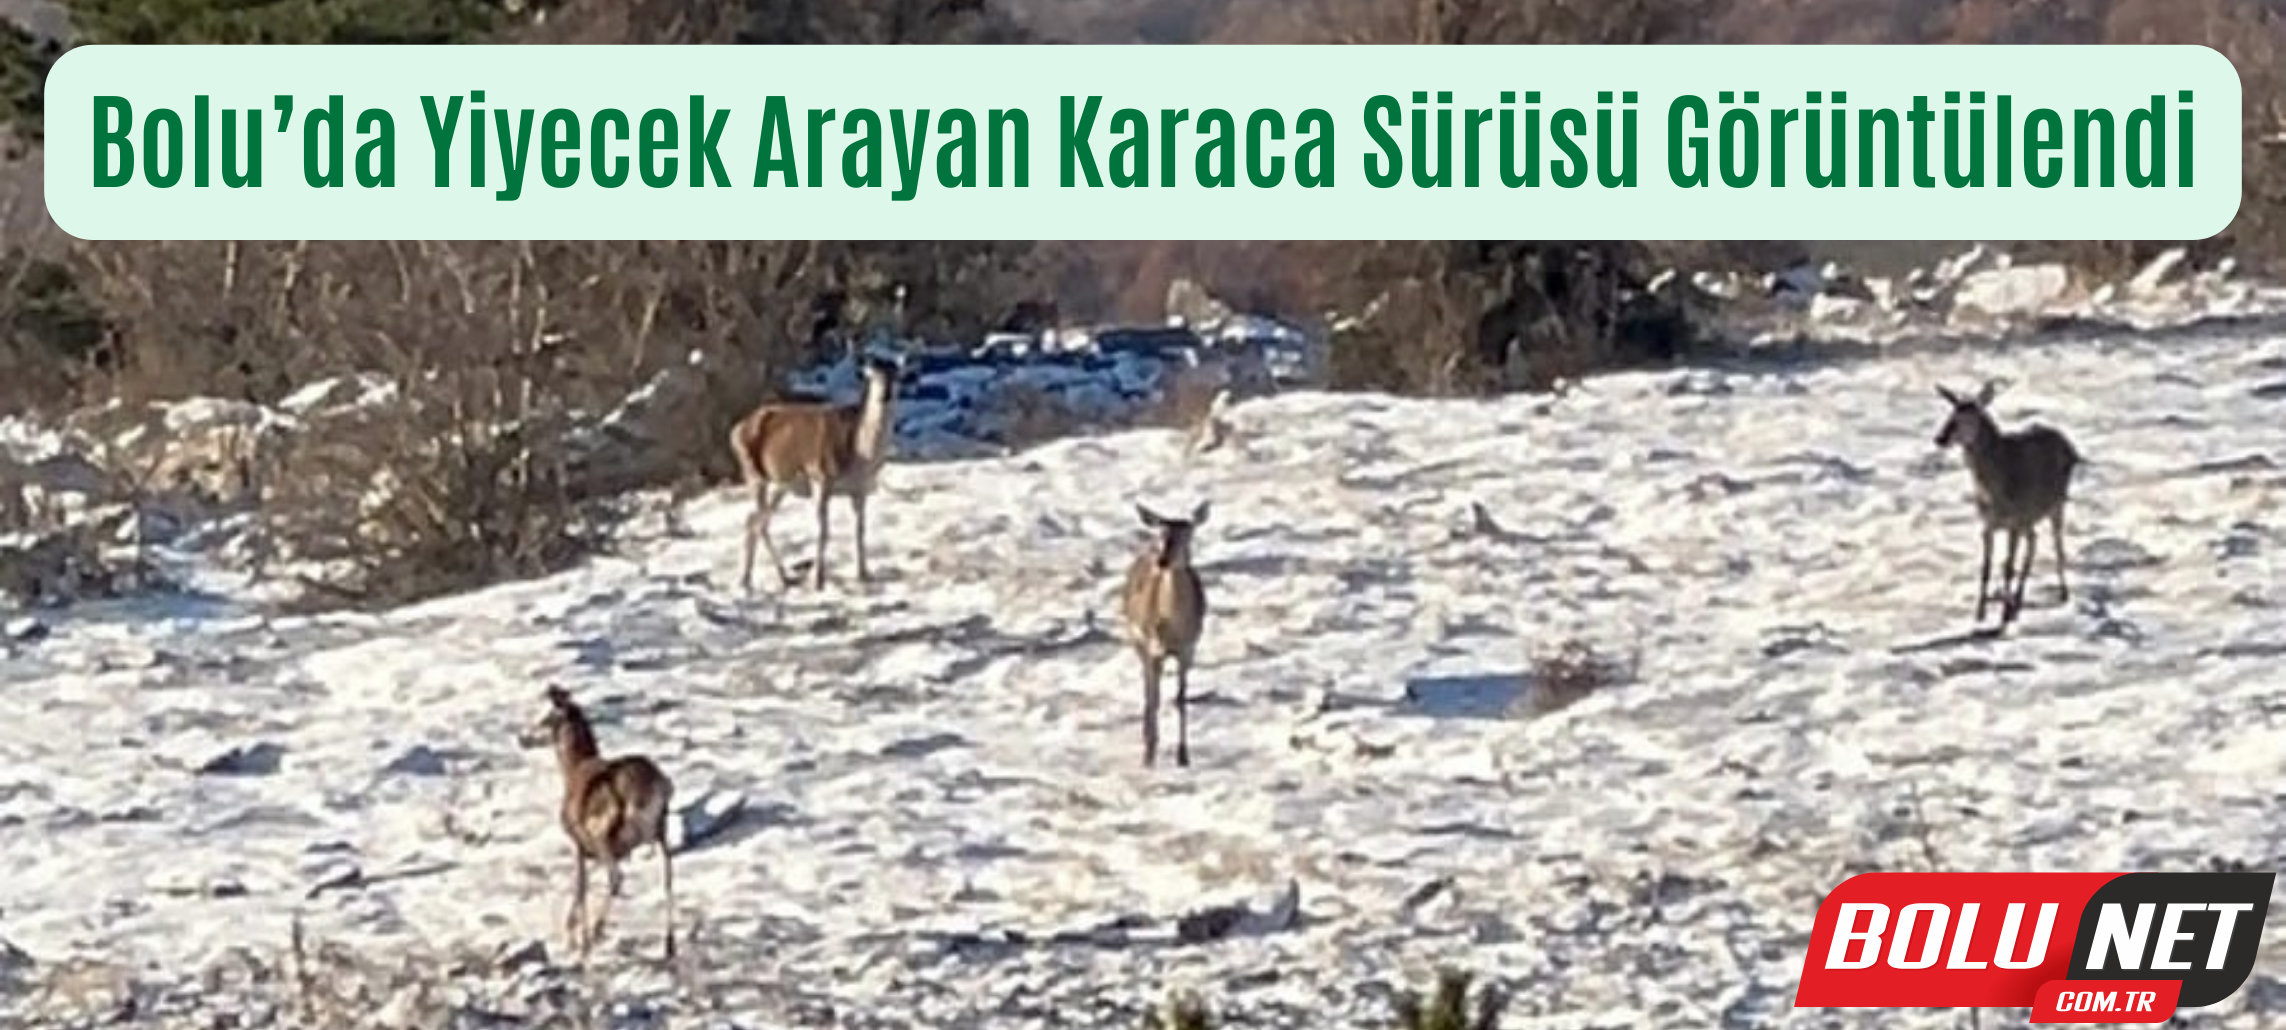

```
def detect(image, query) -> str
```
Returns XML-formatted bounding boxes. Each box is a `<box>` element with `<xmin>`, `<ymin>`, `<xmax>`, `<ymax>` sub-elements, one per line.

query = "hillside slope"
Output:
<box><xmin>3</xmin><ymin>326</ymin><xmax>2284</xmax><ymax>1028</ymax></box>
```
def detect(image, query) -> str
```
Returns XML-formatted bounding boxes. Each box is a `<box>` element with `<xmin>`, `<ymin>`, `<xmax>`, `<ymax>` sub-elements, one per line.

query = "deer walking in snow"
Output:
<box><xmin>1122</xmin><ymin>502</ymin><xmax>1211</xmax><ymax>768</ymax></box>
<box><xmin>1931</xmin><ymin>381</ymin><xmax>2083</xmax><ymax>627</ymax></box>
<box><xmin>729</xmin><ymin>357</ymin><xmax>900</xmax><ymax>592</ymax></box>
<box><xmin>522</xmin><ymin>686</ymin><xmax>677</xmax><ymax>961</ymax></box>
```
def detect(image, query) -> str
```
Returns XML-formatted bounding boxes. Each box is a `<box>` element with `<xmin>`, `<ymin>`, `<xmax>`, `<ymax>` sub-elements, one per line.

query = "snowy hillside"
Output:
<box><xmin>3</xmin><ymin>323</ymin><xmax>2286</xmax><ymax>1029</ymax></box>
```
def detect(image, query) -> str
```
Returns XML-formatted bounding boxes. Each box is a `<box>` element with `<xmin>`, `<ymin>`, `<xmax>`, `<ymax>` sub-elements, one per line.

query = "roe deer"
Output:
<box><xmin>729</xmin><ymin>357</ymin><xmax>900</xmax><ymax>592</ymax></box>
<box><xmin>1932</xmin><ymin>381</ymin><xmax>2083</xmax><ymax>627</ymax></box>
<box><xmin>1184</xmin><ymin>387</ymin><xmax>1235</xmax><ymax>458</ymax></box>
<box><xmin>521</xmin><ymin>685</ymin><xmax>677</xmax><ymax>961</ymax></box>
<box><xmin>1122</xmin><ymin>502</ymin><xmax>1211</xmax><ymax>768</ymax></box>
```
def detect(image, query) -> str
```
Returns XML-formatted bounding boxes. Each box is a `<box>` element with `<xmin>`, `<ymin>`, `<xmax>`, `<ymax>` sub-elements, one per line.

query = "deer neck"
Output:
<box><xmin>1955</xmin><ymin>417</ymin><xmax>2015</xmax><ymax>494</ymax></box>
<box><xmin>852</xmin><ymin>383</ymin><xmax>894</xmax><ymax>465</ymax></box>
<box><xmin>552</xmin><ymin>721</ymin><xmax>602</xmax><ymax>779</ymax></box>
<box><xmin>1955</xmin><ymin>413</ymin><xmax>1999</xmax><ymax>461</ymax></box>
<box><xmin>1149</xmin><ymin>551</ymin><xmax>1195</xmax><ymax>597</ymax></box>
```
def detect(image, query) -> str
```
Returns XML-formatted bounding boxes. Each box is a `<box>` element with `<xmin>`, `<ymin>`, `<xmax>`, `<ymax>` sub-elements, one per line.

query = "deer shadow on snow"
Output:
<box><xmin>1397</xmin><ymin>672</ymin><xmax>1528</xmax><ymax>721</ymax></box>
<box><xmin>1393</xmin><ymin>665</ymin><xmax>1620</xmax><ymax>722</ymax></box>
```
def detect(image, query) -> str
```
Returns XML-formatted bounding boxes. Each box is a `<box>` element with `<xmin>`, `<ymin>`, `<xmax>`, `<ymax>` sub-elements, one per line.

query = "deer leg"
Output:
<box><xmin>852</xmin><ymin>492</ymin><xmax>872</xmax><ymax>584</ymax></box>
<box><xmin>2050</xmin><ymin>509</ymin><xmax>2069</xmax><ymax>602</ymax></box>
<box><xmin>1174</xmin><ymin>657</ymin><xmax>1192</xmax><ymax>769</ymax></box>
<box><xmin>747</xmin><ymin>483</ymin><xmax>789</xmax><ymax>593</ymax></box>
<box><xmin>567</xmin><ymin>853</ymin><xmax>589</xmax><ymax>956</ymax></box>
<box><xmin>2014</xmin><ymin>524</ymin><xmax>2039</xmax><ymax>616</ymax></box>
<box><xmin>586</xmin><ymin>859</ymin><xmax>618</xmax><ymax>951</ymax></box>
<box><xmin>1139</xmin><ymin>651</ymin><xmax>1162</xmax><ymax>768</ymax></box>
<box><xmin>658</xmin><ymin>837</ymin><xmax>678</xmax><ymax>962</ymax></box>
<box><xmin>810</xmin><ymin>482</ymin><xmax>833</xmax><ymax>591</ymax></box>
<box><xmin>607</xmin><ymin>861</ymin><xmax>625</xmax><ymax>899</ymax></box>
<box><xmin>1975</xmin><ymin>527</ymin><xmax>1995</xmax><ymax>623</ymax></box>
<box><xmin>739</xmin><ymin>509</ymin><xmax>760</xmax><ymax>595</ymax></box>
<box><xmin>1997</xmin><ymin>530</ymin><xmax>2023</xmax><ymax>625</ymax></box>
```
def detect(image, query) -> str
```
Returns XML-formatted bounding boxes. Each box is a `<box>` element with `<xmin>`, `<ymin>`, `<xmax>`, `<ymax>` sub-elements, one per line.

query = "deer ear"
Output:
<box><xmin>1136</xmin><ymin>504</ymin><xmax>1163</xmax><ymax>528</ymax></box>
<box><xmin>1190</xmin><ymin>501</ymin><xmax>1211</xmax><ymax>527</ymax></box>
<box><xmin>1976</xmin><ymin>380</ymin><xmax>2001</xmax><ymax>406</ymax></box>
<box><xmin>1935</xmin><ymin>385</ymin><xmax>1960</xmax><ymax>405</ymax></box>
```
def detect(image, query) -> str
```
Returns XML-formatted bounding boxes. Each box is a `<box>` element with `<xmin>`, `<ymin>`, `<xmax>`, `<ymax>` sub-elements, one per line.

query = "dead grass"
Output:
<box><xmin>1395</xmin><ymin>967</ymin><xmax>1507</xmax><ymax>1030</ymax></box>
<box><xmin>0</xmin><ymin>912</ymin><xmax>1535</xmax><ymax>1030</ymax></box>
<box><xmin>1142</xmin><ymin>990</ymin><xmax>1215</xmax><ymax>1030</ymax></box>
<box><xmin>9</xmin><ymin>926</ymin><xmax>600</xmax><ymax>1030</ymax></box>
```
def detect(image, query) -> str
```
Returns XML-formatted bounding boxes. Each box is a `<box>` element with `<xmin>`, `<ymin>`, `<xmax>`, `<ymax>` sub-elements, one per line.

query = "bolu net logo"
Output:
<box><xmin>1793</xmin><ymin>871</ymin><xmax>2275</xmax><ymax>1024</ymax></box>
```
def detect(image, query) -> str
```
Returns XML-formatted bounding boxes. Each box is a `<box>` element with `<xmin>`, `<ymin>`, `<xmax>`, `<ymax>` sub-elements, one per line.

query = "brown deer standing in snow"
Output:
<box><xmin>1122</xmin><ymin>502</ymin><xmax>1211</xmax><ymax>768</ymax></box>
<box><xmin>522</xmin><ymin>685</ymin><xmax>677</xmax><ymax>961</ymax></box>
<box><xmin>728</xmin><ymin>357</ymin><xmax>900</xmax><ymax>593</ymax></box>
<box><xmin>1931</xmin><ymin>381</ymin><xmax>2084</xmax><ymax>627</ymax></box>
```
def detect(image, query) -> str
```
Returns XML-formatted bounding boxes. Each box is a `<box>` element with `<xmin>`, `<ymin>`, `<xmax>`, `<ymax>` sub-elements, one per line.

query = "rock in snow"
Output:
<box><xmin>194</xmin><ymin>742</ymin><xmax>286</xmax><ymax>777</ymax></box>
<box><xmin>1174</xmin><ymin>878</ymin><xmax>1302</xmax><ymax>944</ymax></box>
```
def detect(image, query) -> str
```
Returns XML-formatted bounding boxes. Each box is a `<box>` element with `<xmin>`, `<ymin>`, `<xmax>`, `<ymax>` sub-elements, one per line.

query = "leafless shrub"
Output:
<box><xmin>261</xmin><ymin>375</ymin><xmax>612</xmax><ymax>609</ymax></box>
<box><xmin>0</xmin><ymin>435</ymin><xmax>186</xmax><ymax>609</ymax></box>
<box><xmin>0</xmin><ymin>232</ymin><xmax>103</xmax><ymax>417</ymax></box>
<box><xmin>108</xmin><ymin>240</ymin><xmax>631</xmax><ymax>608</ymax></box>
<box><xmin>45</xmin><ymin>236</ymin><xmax>1046</xmax><ymax>609</ymax></box>
<box><xmin>0</xmin><ymin>520</ymin><xmax>168</xmax><ymax>609</ymax></box>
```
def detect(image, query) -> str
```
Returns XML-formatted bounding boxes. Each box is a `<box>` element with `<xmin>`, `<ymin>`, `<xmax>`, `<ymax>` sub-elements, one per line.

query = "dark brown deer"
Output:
<box><xmin>1122</xmin><ymin>502</ymin><xmax>1211</xmax><ymax>768</ymax></box>
<box><xmin>1932</xmin><ymin>381</ymin><xmax>2084</xmax><ymax>627</ymax></box>
<box><xmin>728</xmin><ymin>357</ymin><xmax>900</xmax><ymax>593</ymax></box>
<box><xmin>522</xmin><ymin>685</ymin><xmax>676</xmax><ymax>961</ymax></box>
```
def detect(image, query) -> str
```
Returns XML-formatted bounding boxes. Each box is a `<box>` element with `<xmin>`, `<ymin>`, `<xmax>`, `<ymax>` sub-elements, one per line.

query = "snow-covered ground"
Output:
<box><xmin>3</xmin><ymin>318</ymin><xmax>2284</xmax><ymax>1028</ymax></box>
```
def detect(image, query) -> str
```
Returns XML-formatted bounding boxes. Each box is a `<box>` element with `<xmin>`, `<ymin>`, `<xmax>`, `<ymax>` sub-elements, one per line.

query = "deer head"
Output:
<box><xmin>1136</xmin><ymin>501</ymin><xmax>1211</xmax><ymax>571</ymax></box>
<box><xmin>1932</xmin><ymin>380</ymin><xmax>2002</xmax><ymax>449</ymax></box>
<box><xmin>519</xmin><ymin>684</ymin><xmax>590</xmax><ymax>753</ymax></box>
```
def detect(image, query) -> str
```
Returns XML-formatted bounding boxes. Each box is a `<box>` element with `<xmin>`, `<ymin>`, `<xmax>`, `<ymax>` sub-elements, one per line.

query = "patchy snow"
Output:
<box><xmin>3</xmin><ymin>317</ymin><xmax>2285</xmax><ymax>1028</ymax></box>
<box><xmin>1681</xmin><ymin>244</ymin><xmax>2286</xmax><ymax>354</ymax></box>
<box><xmin>1950</xmin><ymin>262</ymin><xmax>2080</xmax><ymax>321</ymax></box>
